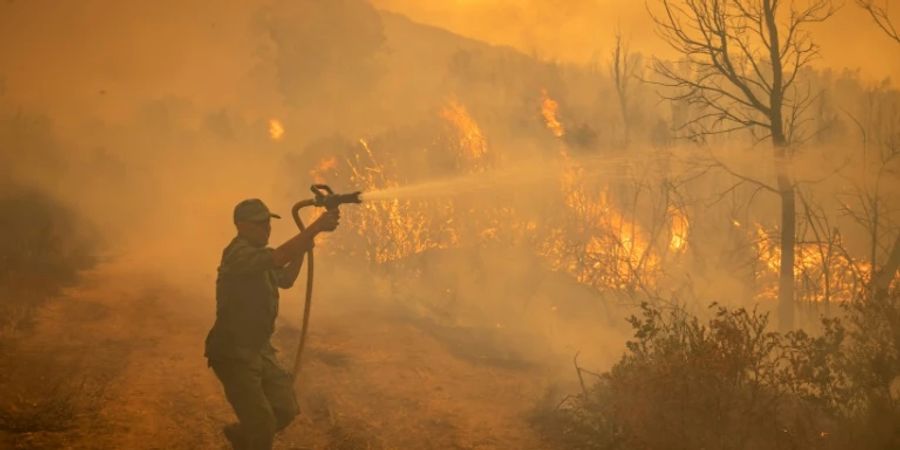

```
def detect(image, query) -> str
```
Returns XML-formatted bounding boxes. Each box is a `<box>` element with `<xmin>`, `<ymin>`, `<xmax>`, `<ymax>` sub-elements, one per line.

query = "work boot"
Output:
<box><xmin>223</xmin><ymin>423</ymin><xmax>248</xmax><ymax>450</ymax></box>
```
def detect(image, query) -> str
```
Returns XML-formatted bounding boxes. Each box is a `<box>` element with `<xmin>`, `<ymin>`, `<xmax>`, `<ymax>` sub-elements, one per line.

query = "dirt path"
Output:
<box><xmin>0</xmin><ymin>265</ymin><xmax>555</xmax><ymax>449</ymax></box>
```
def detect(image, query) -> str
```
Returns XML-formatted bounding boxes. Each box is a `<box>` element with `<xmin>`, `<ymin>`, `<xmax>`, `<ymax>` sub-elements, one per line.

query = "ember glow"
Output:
<box><xmin>309</xmin><ymin>156</ymin><xmax>338</xmax><ymax>184</ymax></box>
<box><xmin>268</xmin><ymin>118</ymin><xmax>285</xmax><ymax>141</ymax></box>
<box><xmin>753</xmin><ymin>223</ymin><xmax>873</xmax><ymax>303</ymax></box>
<box><xmin>541</xmin><ymin>89</ymin><xmax>565</xmax><ymax>138</ymax></box>
<box><xmin>669</xmin><ymin>207</ymin><xmax>689</xmax><ymax>252</ymax></box>
<box><xmin>440</xmin><ymin>99</ymin><xmax>489</xmax><ymax>169</ymax></box>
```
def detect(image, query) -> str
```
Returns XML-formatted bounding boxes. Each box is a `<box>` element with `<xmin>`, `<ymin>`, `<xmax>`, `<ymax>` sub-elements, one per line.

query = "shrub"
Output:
<box><xmin>0</xmin><ymin>185</ymin><xmax>96</xmax><ymax>335</ymax></box>
<box><xmin>537</xmin><ymin>293</ymin><xmax>900</xmax><ymax>450</ymax></box>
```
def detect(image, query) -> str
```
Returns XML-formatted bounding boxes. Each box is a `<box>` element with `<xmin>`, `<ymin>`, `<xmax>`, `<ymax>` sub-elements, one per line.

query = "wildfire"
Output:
<box><xmin>301</xmin><ymin>90</ymin><xmax>878</xmax><ymax>305</ymax></box>
<box><xmin>343</xmin><ymin>138</ymin><xmax>458</xmax><ymax>263</ymax></box>
<box><xmin>545</xmin><ymin>147</ymin><xmax>661</xmax><ymax>291</ymax></box>
<box><xmin>268</xmin><ymin>118</ymin><xmax>285</xmax><ymax>141</ymax></box>
<box><xmin>310</xmin><ymin>156</ymin><xmax>338</xmax><ymax>184</ymax></box>
<box><xmin>541</xmin><ymin>89</ymin><xmax>565</xmax><ymax>138</ymax></box>
<box><xmin>753</xmin><ymin>223</ymin><xmax>872</xmax><ymax>303</ymax></box>
<box><xmin>440</xmin><ymin>99</ymin><xmax>488</xmax><ymax>169</ymax></box>
<box><xmin>669</xmin><ymin>208</ymin><xmax>689</xmax><ymax>252</ymax></box>
<box><xmin>320</xmin><ymin>100</ymin><xmax>499</xmax><ymax>263</ymax></box>
<box><xmin>755</xmin><ymin>225</ymin><xmax>781</xmax><ymax>272</ymax></box>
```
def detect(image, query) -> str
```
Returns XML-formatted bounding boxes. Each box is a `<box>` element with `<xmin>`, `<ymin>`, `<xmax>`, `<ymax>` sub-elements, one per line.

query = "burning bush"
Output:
<box><xmin>535</xmin><ymin>291</ymin><xmax>900</xmax><ymax>450</ymax></box>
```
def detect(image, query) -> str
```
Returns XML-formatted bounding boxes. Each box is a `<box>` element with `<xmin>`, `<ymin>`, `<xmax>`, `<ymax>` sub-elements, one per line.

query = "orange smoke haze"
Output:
<box><xmin>0</xmin><ymin>0</ymin><xmax>896</xmax><ymax>382</ymax></box>
<box><xmin>2</xmin><ymin>1</ymin><xmax>898</xmax><ymax>448</ymax></box>
<box><xmin>0</xmin><ymin>1</ymin><xmax>277</xmax><ymax>123</ymax></box>
<box><xmin>373</xmin><ymin>0</ymin><xmax>900</xmax><ymax>82</ymax></box>
<box><xmin>3</xmin><ymin>0</ymin><xmax>898</xmax><ymax>130</ymax></box>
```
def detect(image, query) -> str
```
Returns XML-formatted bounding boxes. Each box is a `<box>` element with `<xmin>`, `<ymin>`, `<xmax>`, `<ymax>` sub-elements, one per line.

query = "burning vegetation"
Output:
<box><xmin>289</xmin><ymin>76</ymin><xmax>900</xmax><ymax>449</ymax></box>
<box><xmin>300</xmin><ymin>90</ymin><xmax>895</xmax><ymax>307</ymax></box>
<box><xmin>1</xmin><ymin>0</ymin><xmax>899</xmax><ymax>449</ymax></box>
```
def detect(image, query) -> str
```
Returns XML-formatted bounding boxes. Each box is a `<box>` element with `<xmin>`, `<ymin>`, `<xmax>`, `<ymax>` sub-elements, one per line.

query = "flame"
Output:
<box><xmin>541</xmin><ymin>89</ymin><xmax>565</xmax><ymax>138</ymax></box>
<box><xmin>755</xmin><ymin>225</ymin><xmax>781</xmax><ymax>273</ymax></box>
<box><xmin>326</xmin><ymin>102</ymin><xmax>497</xmax><ymax>264</ymax></box>
<box><xmin>669</xmin><ymin>208</ymin><xmax>689</xmax><ymax>252</ymax></box>
<box><xmin>268</xmin><ymin>118</ymin><xmax>285</xmax><ymax>141</ymax></box>
<box><xmin>342</xmin><ymin>138</ymin><xmax>458</xmax><ymax>263</ymax></box>
<box><xmin>542</xmin><ymin>147</ymin><xmax>661</xmax><ymax>291</ymax></box>
<box><xmin>296</xmin><ymin>91</ymin><xmax>881</xmax><ymax>304</ymax></box>
<box><xmin>440</xmin><ymin>99</ymin><xmax>488</xmax><ymax>169</ymax></box>
<box><xmin>753</xmin><ymin>223</ymin><xmax>874</xmax><ymax>302</ymax></box>
<box><xmin>336</xmin><ymin>100</ymin><xmax>500</xmax><ymax>263</ymax></box>
<box><xmin>315</xmin><ymin>132</ymin><xmax>877</xmax><ymax>303</ymax></box>
<box><xmin>310</xmin><ymin>156</ymin><xmax>338</xmax><ymax>184</ymax></box>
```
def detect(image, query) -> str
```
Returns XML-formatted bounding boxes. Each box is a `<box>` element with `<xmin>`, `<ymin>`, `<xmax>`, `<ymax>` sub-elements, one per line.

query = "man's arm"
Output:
<box><xmin>271</xmin><ymin>209</ymin><xmax>339</xmax><ymax>267</ymax></box>
<box><xmin>276</xmin><ymin>256</ymin><xmax>303</xmax><ymax>289</ymax></box>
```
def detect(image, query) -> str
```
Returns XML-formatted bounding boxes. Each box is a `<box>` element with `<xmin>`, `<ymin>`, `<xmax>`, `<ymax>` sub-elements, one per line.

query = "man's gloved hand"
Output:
<box><xmin>311</xmin><ymin>209</ymin><xmax>340</xmax><ymax>233</ymax></box>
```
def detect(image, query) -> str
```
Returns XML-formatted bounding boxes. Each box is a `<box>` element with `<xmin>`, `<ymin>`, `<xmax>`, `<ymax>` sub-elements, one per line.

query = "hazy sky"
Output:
<box><xmin>373</xmin><ymin>0</ymin><xmax>900</xmax><ymax>82</ymax></box>
<box><xmin>1</xmin><ymin>0</ymin><xmax>898</xmax><ymax>126</ymax></box>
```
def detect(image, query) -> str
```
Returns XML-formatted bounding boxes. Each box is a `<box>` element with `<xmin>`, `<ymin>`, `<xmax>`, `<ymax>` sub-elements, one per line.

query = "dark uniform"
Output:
<box><xmin>206</xmin><ymin>200</ymin><xmax>300</xmax><ymax>450</ymax></box>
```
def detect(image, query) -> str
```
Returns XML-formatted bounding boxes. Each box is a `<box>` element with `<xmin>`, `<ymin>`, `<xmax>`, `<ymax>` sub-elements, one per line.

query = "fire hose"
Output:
<box><xmin>289</xmin><ymin>184</ymin><xmax>361</xmax><ymax>382</ymax></box>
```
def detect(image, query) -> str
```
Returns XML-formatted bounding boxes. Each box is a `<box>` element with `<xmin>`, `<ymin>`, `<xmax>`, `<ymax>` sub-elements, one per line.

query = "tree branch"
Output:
<box><xmin>857</xmin><ymin>0</ymin><xmax>900</xmax><ymax>44</ymax></box>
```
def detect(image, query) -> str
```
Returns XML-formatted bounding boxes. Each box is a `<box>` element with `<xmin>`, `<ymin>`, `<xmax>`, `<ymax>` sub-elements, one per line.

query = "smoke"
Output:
<box><xmin>262</xmin><ymin>0</ymin><xmax>386</xmax><ymax>110</ymax></box>
<box><xmin>1</xmin><ymin>0</ymin><xmax>897</xmax><ymax>383</ymax></box>
<box><xmin>373</xmin><ymin>0</ymin><xmax>900</xmax><ymax>82</ymax></box>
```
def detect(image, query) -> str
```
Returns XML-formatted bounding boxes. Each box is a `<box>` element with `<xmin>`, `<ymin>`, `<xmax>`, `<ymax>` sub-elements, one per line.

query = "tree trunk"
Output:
<box><xmin>777</xmin><ymin>169</ymin><xmax>796</xmax><ymax>330</ymax></box>
<box><xmin>773</xmin><ymin>131</ymin><xmax>795</xmax><ymax>330</ymax></box>
<box><xmin>765</xmin><ymin>0</ymin><xmax>795</xmax><ymax>330</ymax></box>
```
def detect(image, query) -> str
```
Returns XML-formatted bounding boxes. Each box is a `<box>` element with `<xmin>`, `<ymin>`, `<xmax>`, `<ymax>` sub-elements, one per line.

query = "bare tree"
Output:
<box><xmin>841</xmin><ymin>89</ymin><xmax>900</xmax><ymax>301</ymax></box>
<box><xmin>857</xmin><ymin>0</ymin><xmax>900</xmax><ymax>44</ymax></box>
<box><xmin>610</xmin><ymin>31</ymin><xmax>640</xmax><ymax>148</ymax></box>
<box><xmin>857</xmin><ymin>0</ymin><xmax>900</xmax><ymax>300</ymax></box>
<box><xmin>648</xmin><ymin>0</ymin><xmax>836</xmax><ymax>329</ymax></box>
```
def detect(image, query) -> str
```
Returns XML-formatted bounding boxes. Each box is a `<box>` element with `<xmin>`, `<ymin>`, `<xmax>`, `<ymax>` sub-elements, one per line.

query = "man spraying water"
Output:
<box><xmin>205</xmin><ymin>198</ymin><xmax>339</xmax><ymax>450</ymax></box>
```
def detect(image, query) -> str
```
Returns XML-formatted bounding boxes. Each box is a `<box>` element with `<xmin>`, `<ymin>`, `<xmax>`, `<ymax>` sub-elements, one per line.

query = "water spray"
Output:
<box><xmin>290</xmin><ymin>184</ymin><xmax>362</xmax><ymax>383</ymax></box>
<box><xmin>288</xmin><ymin>150</ymin><xmax>696</xmax><ymax>382</ymax></box>
<box><xmin>360</xmin><ymin>153</ymin><xmax>663</xmax><ymax>202</ymax></box>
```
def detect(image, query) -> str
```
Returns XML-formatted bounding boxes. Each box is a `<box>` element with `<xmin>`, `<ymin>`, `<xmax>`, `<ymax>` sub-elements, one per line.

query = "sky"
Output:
<box><xmin>2</xmin><ymin>0</ymin><xmax>898</xmax><ymax>126</ymax></box>
<box><xmin>373</xmin><ymin>0</ymin><xmax>900</xmax><ymax>82</ymax></box>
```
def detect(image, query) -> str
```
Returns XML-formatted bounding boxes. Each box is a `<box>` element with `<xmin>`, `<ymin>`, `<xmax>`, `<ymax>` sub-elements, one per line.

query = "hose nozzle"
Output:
<box><xmin>311</xmin><ymin>184</ymin><xmax>362</xmax><ymax>211</ymax></box>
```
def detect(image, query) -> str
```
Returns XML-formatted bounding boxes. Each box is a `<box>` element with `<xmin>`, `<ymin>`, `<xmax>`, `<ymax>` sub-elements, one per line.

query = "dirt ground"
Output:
<box><xmin>0</xmin><ymin>263</ymin><xmax>557</xmax><ymax>449</ymax></box>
